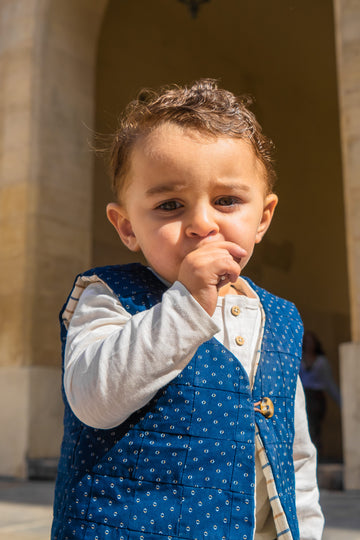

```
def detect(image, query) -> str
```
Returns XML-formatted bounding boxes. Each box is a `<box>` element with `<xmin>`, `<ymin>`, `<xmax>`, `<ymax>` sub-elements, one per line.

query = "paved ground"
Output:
<box><xmin>0</xmin><ymin>480</ymin><xmax>358</xmax><ymax>539</ymax></box>
<box><xmin>0</xmin><ymin>480</ymin><xmax>53</xmax><ymax>540</ymax></box>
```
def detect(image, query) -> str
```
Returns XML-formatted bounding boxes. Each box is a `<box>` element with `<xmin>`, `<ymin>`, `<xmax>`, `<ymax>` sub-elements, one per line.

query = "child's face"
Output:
<box><xmin>107</xmin><ymin>123</ymin><xmax>277</xmax><ymax>287</ymax></box>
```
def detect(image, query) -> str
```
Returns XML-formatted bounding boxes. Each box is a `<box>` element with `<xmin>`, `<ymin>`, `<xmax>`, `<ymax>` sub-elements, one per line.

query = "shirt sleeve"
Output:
<box><xmin>294</xmin><ymin>377</ymin><xmax>325</xmax><ymax>539</ymax></box>
<box><xmin>64</xmin><ymin>281</ymin><xmax>219</xmax><ymax>429</ymax></box>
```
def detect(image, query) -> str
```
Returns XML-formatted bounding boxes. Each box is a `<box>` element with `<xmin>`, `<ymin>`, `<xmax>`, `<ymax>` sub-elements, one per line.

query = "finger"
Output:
<box><xmin>208</xmin><ymin>242</ymin><xmax>246</xmax><ymax>268</ymax></box>
<box><xmin>221</xmin><ymin>242</ymin><xmax>247</xmax><ymax>260</ymax></box>
<box><xmin>215</xmin><ymin>258</ymin><xmax>241</xmax><ymax>286</ymax></box>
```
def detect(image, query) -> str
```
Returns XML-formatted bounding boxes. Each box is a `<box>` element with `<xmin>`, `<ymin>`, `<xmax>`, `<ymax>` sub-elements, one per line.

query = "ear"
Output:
<box><xmin>255</xmin><ymin>193</ymin><xmax>278</xmax><ymax>244</ymax></box>
<box><xmin>106</xmin><ymin>203</ymin><xmax>141</xmax><ymax>252</ymax></box>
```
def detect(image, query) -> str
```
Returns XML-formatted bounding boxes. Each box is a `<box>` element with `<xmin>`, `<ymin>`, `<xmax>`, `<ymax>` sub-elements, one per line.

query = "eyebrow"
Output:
<box><xmin>218</xmin><ymin>182</ymin><xmax>251</xmax><ymax>192</ymax></box>
<box><xmin>145</xmin><ymin>183</ymin><xmax>188</xmax><ymax>196</ymax></box>
<box><xmin>145</xmin><ymin>181</ymin><xmax>251</xmax><ymax>197</ymax></box>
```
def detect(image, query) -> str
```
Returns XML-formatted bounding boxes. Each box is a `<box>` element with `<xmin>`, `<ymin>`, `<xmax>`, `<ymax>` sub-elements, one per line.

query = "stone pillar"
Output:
<box><xmin>339</xmin><ymin>343</ymin><xmax>360</xmax><ymax>489</ymax></box>
<box><xmin>333</xmin><ymin>0</ymin><xmax>360</xmax><ymax>489</ymax></box>
<box><xmin>0</xmin><ymin>0</ymin><xmax>107</xmax><ymax>478</ymax></box>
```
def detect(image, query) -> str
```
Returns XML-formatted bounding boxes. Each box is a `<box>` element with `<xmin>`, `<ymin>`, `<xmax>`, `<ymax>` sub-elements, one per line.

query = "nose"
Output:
<box><xmin>185</xmin><ymin>203</ymin><xmax>219</xmax><ymax>238</ymax></box>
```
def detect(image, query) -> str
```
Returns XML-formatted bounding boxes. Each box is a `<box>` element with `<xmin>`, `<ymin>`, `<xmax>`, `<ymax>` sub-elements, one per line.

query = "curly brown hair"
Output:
<box><xmin>109</xmin><ymin>79</ymin><xmax>276</xmax><ymax>200</ymax></box>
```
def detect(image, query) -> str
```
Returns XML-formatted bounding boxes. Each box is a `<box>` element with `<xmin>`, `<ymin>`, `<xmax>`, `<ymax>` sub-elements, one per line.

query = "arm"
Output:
<box><xmin>293</xmin><ymin>377</ymin><xmax>325</xmax><ymax>539</ymax></box>
<box><xmin>64</xmin><ymin>281</ymin><xmax>219</xmax><ymax>429</ymax></box>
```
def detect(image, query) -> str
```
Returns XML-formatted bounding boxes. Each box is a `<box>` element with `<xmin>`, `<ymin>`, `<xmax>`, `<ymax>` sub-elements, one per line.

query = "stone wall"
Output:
<box><xmin>0</xmin><ymin>0</ymin><xmax>107</xmax><ymax>477</ymax></box>
<box><xmin>334</xmin><ymin>0</ymin><xmax>360</xmax><ymax>489</ymax></box>
<box><xmin>0</xmin><ymin>0</ymin><xmax>358</xmax><ymax>482</ymax></box>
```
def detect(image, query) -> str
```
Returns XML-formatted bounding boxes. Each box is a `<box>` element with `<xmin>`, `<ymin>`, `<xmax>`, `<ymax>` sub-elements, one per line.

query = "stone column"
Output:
<box><xmin>0</xmin><ymin>0</ymin><xmax>107</xmax><ymax>478</ymax></box>
<box><xmin>333</xmin><ymin>0</ymin><xmax>360</xmax><ymax>489</ymax></box>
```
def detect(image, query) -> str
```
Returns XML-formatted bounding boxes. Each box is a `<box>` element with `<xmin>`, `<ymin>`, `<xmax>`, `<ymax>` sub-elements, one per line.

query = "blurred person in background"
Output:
<box><xmin>300</xmin><ymin>330</ymin><xmax>341</xmax><ymax>459</ymax></box>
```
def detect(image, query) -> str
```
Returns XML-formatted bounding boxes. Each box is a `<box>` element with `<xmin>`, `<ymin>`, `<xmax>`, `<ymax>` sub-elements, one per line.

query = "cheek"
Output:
<box><xmin>230</xmin><ymin>218</ymin><xmax>259</xmax><ymax>244</ymax></box>
<box><xmin>136</xmin><ymin>222</ymin><xmax>182</xmax><ymax>253</ymax></box>
<box><xmin>153</xmin><ymin>222</ymin><xmax>182</xmax><ymax>243</ymax></box>
<box><xmin>239</xmin><ymin>247</ymin><xmax>255</xmax><ymax>269</ymax></box>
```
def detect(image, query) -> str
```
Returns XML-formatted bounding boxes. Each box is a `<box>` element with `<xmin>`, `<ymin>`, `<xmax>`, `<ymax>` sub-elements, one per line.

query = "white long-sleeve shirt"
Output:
<box><xmin>63</xmin><ymin>279</ymin><xmax>324</xmax><ymax>540</ymax></box>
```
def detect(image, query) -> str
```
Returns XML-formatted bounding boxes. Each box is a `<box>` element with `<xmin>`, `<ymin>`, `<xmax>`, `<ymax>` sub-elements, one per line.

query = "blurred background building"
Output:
<box><xmin>0</xmin><ymin>0</ymin><xmax>359</xmax><ymax>488</ymax></box>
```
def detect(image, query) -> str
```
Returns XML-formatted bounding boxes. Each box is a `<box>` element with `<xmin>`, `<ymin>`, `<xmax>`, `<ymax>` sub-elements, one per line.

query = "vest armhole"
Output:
<box><xmin>61</xmin><ymin>274</ymin><xmax>115</xmax><ymax>329</ymax></box>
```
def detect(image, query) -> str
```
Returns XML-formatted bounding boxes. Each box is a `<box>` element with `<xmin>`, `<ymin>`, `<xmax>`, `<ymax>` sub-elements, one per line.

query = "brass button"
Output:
<box><xmin>231</xmin><ymin>305</ymin><xmax>240</xmax><ymax>316</ymax></box>
<box><xmin>254</xmin><ymin>397</ymin><xmax>274</xmax><ymax>419</ymax></box>
<box><xmin>235</xmin><ymin>336</ymin><xmax>245</xmax><ymax>346</ymax></box>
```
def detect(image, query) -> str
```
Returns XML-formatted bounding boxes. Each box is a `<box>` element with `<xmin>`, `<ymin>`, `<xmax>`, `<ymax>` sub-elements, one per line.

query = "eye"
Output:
<box><xmin>156</xmin><ymin>200</ymin><xmax>183</xmax><ymax>211</ymax></box>
<box><xmin>215</xmin><ymin>196</ymin><xmax>240</xmax><ymax>207</ymax></box>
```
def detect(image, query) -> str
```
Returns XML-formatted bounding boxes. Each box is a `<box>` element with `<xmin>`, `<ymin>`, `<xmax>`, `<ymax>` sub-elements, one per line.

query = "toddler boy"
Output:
<box><xmin>52</xmin><ymin>79</ymin><xmax>324</xmax><ymax>540</ymax></box>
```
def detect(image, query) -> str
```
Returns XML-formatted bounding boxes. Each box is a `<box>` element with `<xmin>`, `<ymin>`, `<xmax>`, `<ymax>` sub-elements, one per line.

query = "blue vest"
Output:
<box><xmin>52</xmin><ymin>264</ymin><xmax>302</xmax><ymax>540</ymax></box>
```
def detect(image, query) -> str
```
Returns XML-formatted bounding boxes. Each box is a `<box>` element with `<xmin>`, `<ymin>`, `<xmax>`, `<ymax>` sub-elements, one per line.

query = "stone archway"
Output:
<box><xmin>94</xmin><ymin>0</ymin><xmax>350</xmax><ymax>466</ymax></box>
<box><xmin>1</xmin><ymin>0</ymin><xmax>359</xmax><ymax>484</ymax></box>
<box><xmin>0</xmin><ymin>0</ymin><xmax>108</xmax><ymax>477</ymax></box>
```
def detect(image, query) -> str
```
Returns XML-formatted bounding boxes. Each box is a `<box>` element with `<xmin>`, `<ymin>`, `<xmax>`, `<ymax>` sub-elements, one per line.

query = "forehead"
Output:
<box><xmin>115</xmin><ymin>123</ymin><xmax>269</xmax><ymax>205</ymax></box>
<box><xmin>130</xmin><ymin>123</ymin><xmax>266</xmax><ymax>178</ymax></box>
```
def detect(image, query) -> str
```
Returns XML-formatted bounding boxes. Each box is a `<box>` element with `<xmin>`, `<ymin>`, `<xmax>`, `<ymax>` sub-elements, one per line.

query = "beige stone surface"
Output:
<box><xmin>334</xmin><ymin>0</ymin><xmax>360</xmax><ymax>487</ymax></box>
<box><xmin>340</xmin><ymin>342</ymin><xmax>360</xmax><ymax>489</ymax></box>
<box><xmin>0</xmin><ymin>366</ymin><xmax>63</xmax><ymax>477</ymax></box>
<box><xmin>0</xmin><ymin>2</ymin><xmax>37</xmax><ymax>375</ymax></box>
<box><xmin>28</xmin><ymin>367</ymin><xmax>63</xmax><ymax>458</ymax></box>
<box><xmin>0</xmin><ymin>0</ymin><xmax>107</xmax><ymax>475</ymax></box>
<box><xmin>334</xmin><ymin>0</ymin><xmax>360</xmax><ymax>341</ymax></box>
<box><xmin>1</xmin><ymin>0</ymin><xmax>108</xmax><ymax>370</ymax></box>
<box><xmin>0</xmin><ymin>367</ymin><xmax>29</xmax><ymax>478</ymax></box>
<box><xmin>30</xmin><ymin>0</ymin><xmax>108</xmax><ymax>370</ymax></box>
